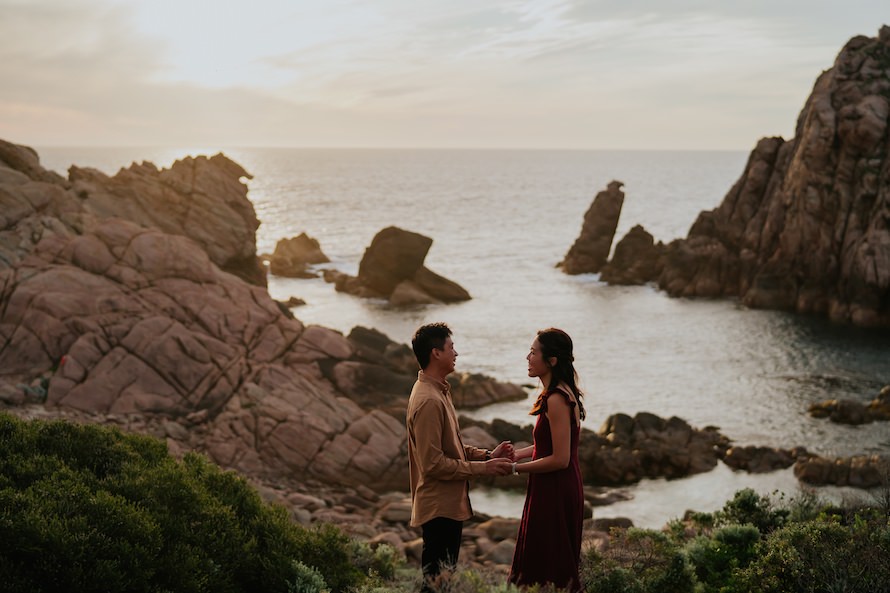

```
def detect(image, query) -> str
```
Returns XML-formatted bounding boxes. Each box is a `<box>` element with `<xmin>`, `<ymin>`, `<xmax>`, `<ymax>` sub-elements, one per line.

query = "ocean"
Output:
<box><xmin>37</xmin><ymin>146</ymin><xmax>890</xmax><ymax>527</ymax></box>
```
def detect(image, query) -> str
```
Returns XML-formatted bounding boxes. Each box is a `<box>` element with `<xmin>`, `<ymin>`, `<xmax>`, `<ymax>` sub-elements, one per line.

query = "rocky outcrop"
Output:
<box><xmin>324</xmin><ymin>226</ymin><xmax>471</xmax><ymax>305</ymax></box>
<box><xmin>0</xmin><ymin>141</ymin><xmax>529</xmax><ymax>496</ymax></box>
<box><xmin>794</xmin><ymin>453</ymin><xmax>889</xmax><ymax>488</ymax></box>
<box><xmin>580</xmin><ymin>412</ymin><xmax>730</xmax><ymax>485</ymax></box>
<box><xmin>721</xmin><ymin>445</ymin><xmax>803</xmax><ymax>473</ymax></box>
<box><xmin>598</xmin><ymin>27</ymin><xmax>890</xmax><ymax>327</ymax></box>
<box><xmin>560</xmin><ymin>180</ymin><xmax>625</xmax><ymax>275</ymax></box>
<box><xmin>600</xmin><ymin>225</ymin><xmax>666</xmax><ymax>285</ymax></box>
<box><xmin>67</xmin><ymin>154</ymin><xmax>266</xmax><ymax>287</ymax></box>
<box><xmin>268</xmin><ymin>233</ymin><xmax>329</xmax><ymax>278</ymax></box>
<box><xmin>808</xmin><ymin>385</ymin><xmax>890</xmax><ymax>424</ymax></box>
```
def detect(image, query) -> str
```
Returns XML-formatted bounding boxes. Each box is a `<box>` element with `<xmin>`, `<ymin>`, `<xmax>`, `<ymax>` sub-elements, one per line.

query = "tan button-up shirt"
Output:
<box><xmin>406</xmin><ymin>370</ymin><xmax>487</xmax><ymax>527</ymax></box>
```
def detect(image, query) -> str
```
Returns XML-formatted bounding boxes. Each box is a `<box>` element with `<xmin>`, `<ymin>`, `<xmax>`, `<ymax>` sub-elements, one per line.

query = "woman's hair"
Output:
<box><xmin>411</xmin><ymin>322</ymin><xmax>452</xmax><ymax>370</ymax></box>
<box><xmin>529</xmin><ymin>328</ymin><xmax>586</xmax><ymax>421</ymax></box>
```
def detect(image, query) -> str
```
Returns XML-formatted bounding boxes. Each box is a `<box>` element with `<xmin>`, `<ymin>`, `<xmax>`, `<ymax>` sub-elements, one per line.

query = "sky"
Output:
<box><xmin>1</xmin><ymin>0</ymin><xmax>888</xmax><ymax>150</ymax></box>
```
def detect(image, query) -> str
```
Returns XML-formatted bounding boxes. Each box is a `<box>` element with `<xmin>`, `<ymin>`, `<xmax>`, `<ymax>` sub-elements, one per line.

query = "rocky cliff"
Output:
<box><xmin>603</xmin><ymin>26</ymin><xmax>890</xmax><ymax>328</ymax></box>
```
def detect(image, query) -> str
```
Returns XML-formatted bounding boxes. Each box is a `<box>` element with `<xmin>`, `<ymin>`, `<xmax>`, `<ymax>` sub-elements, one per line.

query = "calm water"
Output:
<box><xmin>39</xmin><ymin>147</ymin><xmax>890</xmax><ymax>527</ymax></box>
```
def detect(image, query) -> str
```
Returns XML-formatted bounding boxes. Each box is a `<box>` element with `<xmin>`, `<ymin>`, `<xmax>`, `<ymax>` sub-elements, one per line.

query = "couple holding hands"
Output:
<box><xmin>406</xmin><ymin>323</ymin><xmax>586</xmax><ymax>593</ymax></box>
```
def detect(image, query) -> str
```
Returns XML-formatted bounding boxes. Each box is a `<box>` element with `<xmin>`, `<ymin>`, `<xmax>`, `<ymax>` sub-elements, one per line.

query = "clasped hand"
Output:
<box><xmin>484</xmin><ymin>440</ymin><xmax>515</xmax><ymax>475</ymax></box>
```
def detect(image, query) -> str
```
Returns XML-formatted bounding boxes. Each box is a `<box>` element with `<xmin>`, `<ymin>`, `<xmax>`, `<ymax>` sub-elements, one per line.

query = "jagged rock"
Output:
<box><xmin>328</xmin><ymin>226</ymin><xmax>471</xmax><ymax>305</ymax></box>
<box><xmin>600</xmin><ymin>225</ymin><xmax>666</xmax><ymax>285</ymax></box>
<box><xmin>269</xmin><ymin>232</ymin><xmax>329</xmax><ymax>278</ymax></box>
<box><xmin>68</xmin><ymin>153</ymin><xmax>266</xmax><ymax>287</ymax></box>
<box><xmin>560</xmin><ymin>180</ymin><xmax>625</xmax><ymax>274</ymax></box>
<box><xmin>607</xmin><ymin>28</ymin><xmax>890</xmax><ymax>327</ymax></box>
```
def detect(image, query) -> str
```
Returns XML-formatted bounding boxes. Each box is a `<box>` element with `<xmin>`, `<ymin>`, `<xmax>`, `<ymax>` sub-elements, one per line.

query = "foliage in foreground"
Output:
<box><xmin>0</xmin><ymin>412</ymin><xmax>396</xmax><ymax>593</ymax></box>
<box><xmin>3</xmin><ymin>412</ymin><xmax>888</xmax><ymax>593</ymax></box>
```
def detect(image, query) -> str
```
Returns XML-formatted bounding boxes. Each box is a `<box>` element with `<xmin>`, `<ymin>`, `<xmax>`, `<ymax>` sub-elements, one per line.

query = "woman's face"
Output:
<box><xmin>527</xmin><ymin>338</ymin><xmax>551</xmax><ymax>379</ymax></box>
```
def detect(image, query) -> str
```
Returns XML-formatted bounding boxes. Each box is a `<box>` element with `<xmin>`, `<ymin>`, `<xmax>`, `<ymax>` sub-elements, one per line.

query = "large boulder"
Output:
<box><xmin>327</xmin><ymin>226</ymin><xmax>471</xmax><ymax>305</ymax></box>
<box><xmin>269</xmin><ymin>232</ymin><xmax>329</xmax><ymax>278</ymax></box>
<box><xmin>600</xmin><ymin>225</ymin><xmax>665</xmax><ymax>285</ymax></box>
<box><xmin>560</xmin><ymin>180</ymin><xmax>625</xmax><ymax>274</ymax></box>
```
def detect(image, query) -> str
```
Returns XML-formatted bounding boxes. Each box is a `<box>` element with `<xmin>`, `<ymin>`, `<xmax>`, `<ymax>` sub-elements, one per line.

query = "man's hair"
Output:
<box><xmin>411</xmin><ymin>322</ymin><xmax>452</xmax><ymax>370</ymax></box>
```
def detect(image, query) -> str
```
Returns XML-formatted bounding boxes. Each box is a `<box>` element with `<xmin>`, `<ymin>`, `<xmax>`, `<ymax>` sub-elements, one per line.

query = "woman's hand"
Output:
<box><xmin>491</xmin><ymin>440</ymin><xmax>515</xmax><ymax>461</ymax></box>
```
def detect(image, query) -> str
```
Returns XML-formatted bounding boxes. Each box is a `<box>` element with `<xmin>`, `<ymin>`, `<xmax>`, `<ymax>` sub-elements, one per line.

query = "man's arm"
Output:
<box><xmin>413</xmin><ymin>400</ymin><xmax>511</xmax><ymax>479</ymax></box>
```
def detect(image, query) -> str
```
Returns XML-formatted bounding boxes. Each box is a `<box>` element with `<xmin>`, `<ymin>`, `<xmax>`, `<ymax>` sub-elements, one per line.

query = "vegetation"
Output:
<box><xmin>0</xmin><ymin>412</ymin><xmax>395</xmax><ymax>593</ymax></box>
<box><xmin>2</xmin><ymin>412</ymin><xmax>888</xmax><ymax>593</ymax></box>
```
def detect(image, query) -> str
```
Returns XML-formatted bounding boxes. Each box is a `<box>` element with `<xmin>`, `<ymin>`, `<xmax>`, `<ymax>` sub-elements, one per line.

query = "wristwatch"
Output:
<box><xmin>484</xmin><ymin>449</ymin><xmax>492</xmax><ymax>460</ymax></box>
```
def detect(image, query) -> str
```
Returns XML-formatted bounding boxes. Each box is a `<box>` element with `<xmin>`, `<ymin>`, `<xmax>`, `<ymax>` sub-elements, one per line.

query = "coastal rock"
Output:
<box><xmin>808</xmin><ymin>386</ymin><xmax>890</xmax><ymax>424</ymax></box>
<box><xmin>560</xmin><ymin>180</ymin><xmax>625</xmax><ymax>275</ymax></box>
<box><xmin>68</xmin><ymin>153</ymin><xmax>266</xmax><ymax>287</ymax></box>
<box><xmin>599</xmin><ymin>28</ymin><xmax>890</xmax><ymax>327</ymax></box>
<box><xmin>318</xmin><ymin>227</ymin><xmax>470</xmax><ymax>305</ymax></box>
<box><xmin>448</xmin><ymin>372</ymin><xmax>527</xmax><ymax>409</ymax></box>
<box><xmin>600</xmin><ymin>225</ymin><xmax>665</xmax><ymax>285</ymax></box>
<box><xmin>579</xmin><ymin>412</ymin><xmax>730</xmax><ymax>485</ymax></box>
<box><xmin>794</xmin><ymin>453</ymin><xmax>889</xmax><ymax>487</ymax></box>
<box><xmin>269</xmin><ymin>233</ymin><xmax>329</xmax><ymax>278</ymax></box>
<box><xmin>721</xmin><ymin>445</ymin><xmax>802</xmax><ymax>473</ymax></box>
<box><xmin>329</xmin><ymin>226</ymin><xmax>471</xmax><ymax>305</ymax></box>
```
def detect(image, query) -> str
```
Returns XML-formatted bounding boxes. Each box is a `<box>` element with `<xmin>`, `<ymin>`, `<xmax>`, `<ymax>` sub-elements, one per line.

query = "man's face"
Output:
<box><xmin>435</xmin><ymin>337</ymin><xmax>458</xmax><ymax>375</ymax></box>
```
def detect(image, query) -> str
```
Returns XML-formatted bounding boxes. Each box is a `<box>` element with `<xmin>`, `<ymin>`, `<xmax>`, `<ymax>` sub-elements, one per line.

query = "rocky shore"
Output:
<box><xmin>2</xmin><ymin>137</ymin><xmax>888</xmax><ymax>572</ymax></box>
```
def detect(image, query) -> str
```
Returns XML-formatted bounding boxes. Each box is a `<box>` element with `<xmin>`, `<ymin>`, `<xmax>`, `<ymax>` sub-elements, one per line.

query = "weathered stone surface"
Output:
<box><xmin>448</xmin><ymin>372</ymin><xmax>527</xmax><ymax>409</ymax></box>
<box><xmin>68</xmin><ymin>153</ymin><xmax>266</xmax><ymax>287</ymax></box>
<box><xmin>794</xmin><ymin>453</ymin><xmax>889</xmax><ymax>487</ymax></box>
<box><xmin>329</xmin><ymin>226</ymin><xmax>471</xmax><ymax>305</ymax></box>
<box><xmin>600</xmin><ymin>28</ymin><xmax>890</xmax><ymax>327</ymax></box>
<box><xmin>269</xmin><ymin>232</ymin><xmax>329</xmax><ymax>278</ymax></box>
<box><xmin>722</xmin><ymin>445</ymin><xmax>802</xmax><ymax>473</ymax></box>
<box><xmin>579</xmin><ymin>412</ymin><xmax>730</xmax><ymax>485</ymax></box>
<box><xmin>600</xmin><ymin>225</ymin><xmax>665</xmax><ymax>285</ymax></box>
<box><xmin>560</xmin><ymin>180</ymin><xmax>625</xmax><ymax>275</ymax></box>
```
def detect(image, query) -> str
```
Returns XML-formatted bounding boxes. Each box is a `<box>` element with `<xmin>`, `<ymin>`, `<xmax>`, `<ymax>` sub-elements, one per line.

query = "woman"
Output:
<box><xmin>509</xmin><ymin>328</ymin><xmax>586</xmax><ymax>592</ymax></box>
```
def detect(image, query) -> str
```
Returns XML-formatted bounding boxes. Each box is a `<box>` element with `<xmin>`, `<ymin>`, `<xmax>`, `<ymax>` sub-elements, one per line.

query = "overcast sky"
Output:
<box><xmin>2</xmin><ymin>0</ymin><xmax>887</xmax><ymax>150</ymax></box>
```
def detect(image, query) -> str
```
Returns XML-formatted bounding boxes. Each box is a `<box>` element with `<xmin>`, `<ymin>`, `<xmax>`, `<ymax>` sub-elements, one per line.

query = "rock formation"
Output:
<box><xmin>324</xmin><ymin>226</ymin><xmax>471</xmax><ymax>305</ymax></box>
<box><xmin>268</xmin><ymin>232</ymin><xmax>329</xmax><ymax>278</ymax></box>
<box><xmin>0</xmin><ymin>140</ymin><xmax>522</xmax><ymax>496</ymax></box>
<box><xmin>794</xmin><ymin>453</ymin><xmax>889</xmax><ymax>488</ymax></box>
<box><xmin>560</xmin><ymin>180</ymin><xmax>625</xmax><ymax>275</ymax></box>
<box><xmin>600</xmin><ymin>225</ymin><xmax>664</xmax><ymax>285</ymax></box>
<box><xmin>597</xmin><ymin>26</ymin><xmax>890</xmax><ymax>328</ymax></box>
<box><xmin>808</xmin><ymin>385</ymin><xmax>890</xmax><ymax>424</ymax></box>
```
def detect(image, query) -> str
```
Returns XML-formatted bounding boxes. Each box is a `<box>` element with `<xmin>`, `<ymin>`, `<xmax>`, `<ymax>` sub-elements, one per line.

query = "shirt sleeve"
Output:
<box><xmin>412</xmin><ymin>398</ymin><xmax>483</xmax><ymax>480</ymax></box>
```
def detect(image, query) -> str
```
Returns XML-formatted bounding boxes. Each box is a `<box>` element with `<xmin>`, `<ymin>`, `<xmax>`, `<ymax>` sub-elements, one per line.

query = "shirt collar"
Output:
<box><xmin>418</xmin><ymin>370</ymin><xmax>450</xmax><ymax>396</ymax></box>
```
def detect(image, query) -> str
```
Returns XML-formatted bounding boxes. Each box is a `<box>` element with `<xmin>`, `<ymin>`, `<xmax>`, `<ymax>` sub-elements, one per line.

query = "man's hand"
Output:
<box><xmin>482</xmin><ymin>458</ymin><xmax>514</xmax><ymax>476</ymax></box>
<box><xmin>491</xmin><ymin>441</ymin><xmax>515</xmax><ymax>461</ymax></box>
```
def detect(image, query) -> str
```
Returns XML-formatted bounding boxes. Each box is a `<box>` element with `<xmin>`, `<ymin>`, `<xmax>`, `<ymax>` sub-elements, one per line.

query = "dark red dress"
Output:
<box><xmin>508</xmin><ymin>389</ymin><xmax>583</xmax><ymax>592</ymax></box>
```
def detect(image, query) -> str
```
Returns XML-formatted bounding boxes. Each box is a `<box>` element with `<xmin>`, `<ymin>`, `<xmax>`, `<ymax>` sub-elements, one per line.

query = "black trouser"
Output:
<box><xmin>420</xmin><ymin>517</ymin><xmax>463</xmax><ymax>592</ymax></box>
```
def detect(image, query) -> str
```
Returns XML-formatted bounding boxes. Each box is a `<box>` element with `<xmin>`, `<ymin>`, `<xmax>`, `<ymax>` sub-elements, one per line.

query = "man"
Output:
<box><xmin>406</xmin><ymin>322</ymin><xmax>514</xmax><ymax>592</ymax></box>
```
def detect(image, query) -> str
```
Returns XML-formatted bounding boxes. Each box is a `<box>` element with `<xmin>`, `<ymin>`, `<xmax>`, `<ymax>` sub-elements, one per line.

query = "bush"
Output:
<box><xmin>684</xmin><ymin>524</ymin><xmax>760</xmax><ymax>592</ymax></box>
<box><xmin>714</xmin><ymin>488</ymin><xmax>787</xmax><ymax>534</ymax></box>
<box><xmin>582</xmin><ymin>528</ymin><xmax>695</xmax><ymax>593</ymax></box>
<box><xmin>729</xmin><ymin>513</ymin><xmax>890</xmax><ymax>593</ymax></box>
<box><xmin>0</xmin><ymin>413</ymin><xmax>367</xmax><ymax>593</ymax></box>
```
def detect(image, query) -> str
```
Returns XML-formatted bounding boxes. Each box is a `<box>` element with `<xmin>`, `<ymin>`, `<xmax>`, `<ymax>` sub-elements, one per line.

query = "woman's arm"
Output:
<box><xmin>513</xmin><ymin>445</ymin><xmax>535</xmax><ymax>461</ymax></box>
<box><xmin>514</xmin><ymin>394</ymin><xmax>572</xmax><ymax>475</ymax></box>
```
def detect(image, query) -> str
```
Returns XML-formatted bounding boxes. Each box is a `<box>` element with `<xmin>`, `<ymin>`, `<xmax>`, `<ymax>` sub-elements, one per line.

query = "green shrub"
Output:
<box><xmin>729</xmin><ymin>513</ymin><xmax>890</xmax><ymax>593</ymax></box>
<box><xmin>581</xmin><ymin>528</ymin><xmax>695</xmax><ymax>593</ymax></box>
<box><xmin>0</xmin><ymin>413</ymin><xmax>368</xmax><ymax>593</ymax></box>
<box><xmin>714</xmin><ymin>489</ymin><xmax>787</xmax><ymax>534</ymax></box>
<box><xmin>684</xmin><ymin>524</ymin><xmax>760</xmax><ymax>592</ymax></box>
<box><xmin>288</xmin><ymin>561</ymin><xmax>329</xmax><ymax>593</ymax></box>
